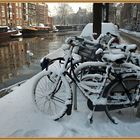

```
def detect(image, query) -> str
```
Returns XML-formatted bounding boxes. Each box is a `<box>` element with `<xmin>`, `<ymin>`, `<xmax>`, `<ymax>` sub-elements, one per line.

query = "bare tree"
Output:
<box><xmin>56</xmin><ymin>3</ymin><xmax>73</xmax><ymax>25</ymax></box>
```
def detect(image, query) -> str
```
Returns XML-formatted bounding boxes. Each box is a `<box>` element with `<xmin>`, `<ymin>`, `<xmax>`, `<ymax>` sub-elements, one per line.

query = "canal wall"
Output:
<box><xmin>120</xmin><ymin>30</ymin><xmax>140</xmax><ymax>47</ymax></box>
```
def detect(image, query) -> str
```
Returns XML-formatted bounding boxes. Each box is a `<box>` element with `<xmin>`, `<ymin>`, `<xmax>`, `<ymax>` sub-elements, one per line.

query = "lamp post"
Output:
<box><xmin>93</xmin><ymin>3</ymin><xmax>102</xmax><ymax>39</ymax></box>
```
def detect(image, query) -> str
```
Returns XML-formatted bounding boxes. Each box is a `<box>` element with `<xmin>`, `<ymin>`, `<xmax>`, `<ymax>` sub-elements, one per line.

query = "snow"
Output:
<box><xmin>0</xmin><ymin>47</ymin><xmax>140</xmax><ymax>137</ymax></box>
<box><xmin>0</xmin><ymin>72</ymin><xmax>64</xmax><ymax>137</ymax></box>
<box><xmin>80</xmin><ymin>23</ymin><xmax>120</xmax><ymax>41</ymax></box>
<box><xmin>102</xmin><ymin>53</ymin><xmax>125</xmax><ymax>62</ymax></box>
<box><xmin>120</xmin><ymin>29</ymin><xmax>140</xmax><ymax>38</ymax></box>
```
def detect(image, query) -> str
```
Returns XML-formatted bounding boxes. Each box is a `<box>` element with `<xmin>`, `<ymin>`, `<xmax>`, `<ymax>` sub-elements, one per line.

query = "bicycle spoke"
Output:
<box><xmin>33</xmin><ymin>72</ymin><xmax>71</xmax><ymax>120</ymax></box>
<box><xmin>52</xmin><ymin>96</ymin><xmax>65</xmax><ymax>104</ymax></box>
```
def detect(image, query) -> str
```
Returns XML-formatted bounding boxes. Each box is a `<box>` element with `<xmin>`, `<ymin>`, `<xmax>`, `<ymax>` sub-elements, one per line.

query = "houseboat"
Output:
<box><xmin>22</xmin><ymin>25</ymin><xmax>50</xmax><ymax>37</ymax></box>
<box><xmin>0</xmin><ymin>26</ymin><xmax>17</xmax><ymax>40</ymax></box>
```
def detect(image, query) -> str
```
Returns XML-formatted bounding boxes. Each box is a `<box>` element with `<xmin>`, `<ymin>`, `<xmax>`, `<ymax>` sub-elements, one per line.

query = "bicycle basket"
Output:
<box><xmin>78</xmin><ymin>44</ymin><xmax>103</xmax><ymax>61</ymax></box>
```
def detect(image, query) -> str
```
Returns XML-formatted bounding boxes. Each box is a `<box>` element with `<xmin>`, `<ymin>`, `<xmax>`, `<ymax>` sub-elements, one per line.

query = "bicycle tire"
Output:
<box><xmin>33</xmin><ymin>70</ymin><xmax>72</xmax><ymax>120</ymax></box>
<box><xmin>102</xmin><ymin>75</ymin><xmax>140</xmax><ymax>118</ymax></box>
<box><xmin>103</xmin><ymin>75</ymin><xmax>140</xmax><ymax>103</ymax></box>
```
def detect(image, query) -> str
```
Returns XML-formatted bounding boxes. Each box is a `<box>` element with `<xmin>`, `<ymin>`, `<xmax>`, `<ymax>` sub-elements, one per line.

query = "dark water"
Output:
<box><xmin>0</xmin><ymin>31</ymin><xmax>81</xmax><ymax>89</ymax></box>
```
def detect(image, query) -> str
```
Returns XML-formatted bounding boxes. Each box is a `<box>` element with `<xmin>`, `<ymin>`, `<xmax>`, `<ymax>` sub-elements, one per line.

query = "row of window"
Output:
<box><xmin>0</xmin><ymin>19</ymin><xmax>6</xmax><ymax>25</ymax></box>
<box><xmin>1</xmin><ymin>8</ymin><xmax>22</xmax><ymax>18</ymax></box>
<box><xmin>0</xmin><ymin>19</ymin><xmax>23</xmax><ymax>25</ymax></box>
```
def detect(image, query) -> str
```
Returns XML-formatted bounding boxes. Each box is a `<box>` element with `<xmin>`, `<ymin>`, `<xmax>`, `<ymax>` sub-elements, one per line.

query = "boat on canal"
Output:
<box><xmin>11</xmin><ymin>30</ymin><xmax>22</xmax><ymax>37</ymax></box>
<box><xmin>0</xmin><ymin>26</ymin><xmax>18</xmax><ymax>40</ymax></box>
<box><xmin>22</xmin><ymin>25</ymin><xmax>50</xmax><ymax>37</ymax></box>
<box><xmin>55</xmin><ymin>25</ymin><xmax>74</xmax><ymax>32</ymax></box>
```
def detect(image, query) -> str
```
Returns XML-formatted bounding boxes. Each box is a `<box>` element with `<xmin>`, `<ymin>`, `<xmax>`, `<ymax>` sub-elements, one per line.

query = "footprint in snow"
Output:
<box><xmin>23</xmin><ymin>129</ymin><xmax>40</xmax><ymax>137</ymax></box>
<box><xmin>9</xmin><ymin>129</ymin><xmax>40</xmax><ymax>137</ymax></box>
<box><xmin>9</xmin><ymin>129</ymin><xmax>24</xmax><ymax>137</ymax></box>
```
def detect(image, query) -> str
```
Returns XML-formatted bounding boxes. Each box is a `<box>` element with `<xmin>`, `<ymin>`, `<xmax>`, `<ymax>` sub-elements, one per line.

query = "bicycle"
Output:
<box><xmin>34</xmin><ymin>35</ymin><xmax>140</xmax><ymax>122</ymax></box>
<box><xmin>73</xmin><ymin>47</ymin><xmax>140</xmax><ymax>124</ymax></box>
<box><xmin>33</xmin><ymin>36</ymin><xmax>108</xmax><ymax>121</ymax></box>
<box><xmin>40</xmin><ymin>32</ymin><xmax>120</xmax><ymax>70</ymax></box>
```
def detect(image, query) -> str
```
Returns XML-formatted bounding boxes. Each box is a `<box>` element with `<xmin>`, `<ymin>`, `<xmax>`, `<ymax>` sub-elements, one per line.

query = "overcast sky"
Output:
<box><xmin>47</xmin><ymin>3</ymin><xmax>93</xmax><ymax>16</ymax></box>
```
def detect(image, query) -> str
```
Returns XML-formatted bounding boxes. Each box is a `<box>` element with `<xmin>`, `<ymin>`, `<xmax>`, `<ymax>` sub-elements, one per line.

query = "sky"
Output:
<box><xmin>47</xmin><ymin>3</ymin><xmax>93</xmax><ymax>16</ymax></box>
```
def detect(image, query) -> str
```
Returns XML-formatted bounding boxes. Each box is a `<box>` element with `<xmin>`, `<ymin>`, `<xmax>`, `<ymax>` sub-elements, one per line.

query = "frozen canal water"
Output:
<box><xmin>0</xmin><ymin>31</ymin><xmax>81</xmax><ymax>89</ymax></box>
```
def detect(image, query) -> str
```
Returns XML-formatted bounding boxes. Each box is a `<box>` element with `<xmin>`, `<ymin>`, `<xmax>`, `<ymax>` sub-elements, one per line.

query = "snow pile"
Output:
<box><xmin>120</xmin><ymin>29</ymin><xmax>140</xmax><ymax>38</ymax></box>
<box><xmin>0</xmin><ymin>47</ymin><xmax>140</xmax><ymax>137</ymax></box>
<box><xmin>80</xmin><ymin>23</ymin><xmax>119</xmax><ymax>41</ymax></box>
<box><xmin>0</xmin><ymin>72</ymin><xmax>64</xmax><ymax>137</ymax></box>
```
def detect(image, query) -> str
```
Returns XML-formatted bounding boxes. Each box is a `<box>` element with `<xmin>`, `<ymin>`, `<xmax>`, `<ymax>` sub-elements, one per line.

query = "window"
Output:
<box><xmin>2</xmin><ymin>6</ymin><xmax>5</xmax><ymax>11</ymax></box>
<box><xmin>19</xmin><ymin>3</ymin><xmax>21</xmax><ymax>7</ymax></box>
<box><xmin>1</xmin><ymin>6</ymin><xmax>5</xmax><ymax>17</ymax></box>
<box><xmin>2</xmin><ymin>19</ymin><xmax>6</xmax><ymax>25</ymax></box>
<box><xmin>19</xmin><ymin>9</ymin><xmax>22</xmax><ymax>18</ymax></box>
<box><xmin>16</xmin><ymin>9</ymin><xmax>18</xmax><ymax>18</ymax></box>
<box><xmin>2</xmin><ymin>11</ymin><xmax>5</xmax><ymax>17</ymax></box>
<box><xmin>16</xmin><ymin>20</ymin><xmax>19</xmax><ymax>25</ymax></box>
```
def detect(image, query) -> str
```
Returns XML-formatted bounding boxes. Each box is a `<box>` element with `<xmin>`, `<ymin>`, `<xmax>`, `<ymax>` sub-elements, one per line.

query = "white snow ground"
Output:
<box><xmin>0</xmin><ymin>46</ymin><xmax>140</xmax><ymax>138</ymax></box>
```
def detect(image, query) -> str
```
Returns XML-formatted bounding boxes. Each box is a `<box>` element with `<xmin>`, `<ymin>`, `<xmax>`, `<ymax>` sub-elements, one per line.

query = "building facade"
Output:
<box><xmin>0</xmin><ymin>3</ymin><xmax>7</xmax><ymax>26</ymax></box>
<box><xmin>28</xmin><ymin>3</ymin><xmax>36</xmax><ymax>26</ymax></box>
<box><xmin>0</xmin><ymin>2</ymin><xmax>53</xmax><ymax>28</ymax></box>
<box><xmin>22</xmin><ymin>3</ymin><xmax>28</xmax><ymax>26</ymax></box>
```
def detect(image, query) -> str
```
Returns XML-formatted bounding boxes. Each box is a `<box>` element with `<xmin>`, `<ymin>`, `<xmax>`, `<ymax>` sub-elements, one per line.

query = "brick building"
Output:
<box><xmin>0</xmin><ymin>2</ymin><xmax>53</xmax><ymax>28</ymax></box>
<box><xmin>0</xmin><ymin>3</ymin><xmax>7</xmax><ymax>26</ymax></box>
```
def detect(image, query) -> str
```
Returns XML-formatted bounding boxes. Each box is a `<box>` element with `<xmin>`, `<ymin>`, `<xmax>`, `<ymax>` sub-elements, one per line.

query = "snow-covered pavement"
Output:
<box><xmin>120</xmin><ymin>29</ymin><xmax>140</xmax><ymax>38</ymax></box>
<box><xmin>0</xmin><ymin>46</ymin><xmax>140</xmax><ymax>137</ymax></box>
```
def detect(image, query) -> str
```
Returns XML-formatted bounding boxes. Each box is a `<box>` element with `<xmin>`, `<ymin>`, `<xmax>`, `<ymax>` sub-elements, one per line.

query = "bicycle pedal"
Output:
<box><xmin>66</xmin><ymin>104</ymin><xmax>72</xmax><ymax>115</ymax></box>
<box><xmin>88</xmin><ymin>111</ymin><xmax>94</xmax><ymax>124</ymax></box>
<box><xmin>89</xmin><ymin>117</ymin><xmax>93</xmax><ymax>124</ymax></box>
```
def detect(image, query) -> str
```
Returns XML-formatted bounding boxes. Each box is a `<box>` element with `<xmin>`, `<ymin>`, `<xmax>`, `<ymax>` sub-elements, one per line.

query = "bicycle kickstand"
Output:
<box><xmin>105</xmin><ymin>106</ymin><xmax>118</xmax><ymax>124</ymax></box>
<box><xmin>88</xmin><ymin>106</ymin><xmax>96</xmax><ymax>124</ymax></box>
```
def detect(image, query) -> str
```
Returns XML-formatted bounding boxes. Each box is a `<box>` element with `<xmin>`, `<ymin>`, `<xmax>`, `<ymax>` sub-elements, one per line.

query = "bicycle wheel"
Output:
<box><xmin>33</xmin><ymin>71</ymin><xmax>72</xmax><ymax>120</ymax></box>
<box><xmin>73</xmin><ymin>62</ymin><xmax>107</xmax><ymax>109</ymax></box>
<box><xmin>102</xmin><ymin>75</ymin><xmax>140</xmax><ymax>120</ymax></box>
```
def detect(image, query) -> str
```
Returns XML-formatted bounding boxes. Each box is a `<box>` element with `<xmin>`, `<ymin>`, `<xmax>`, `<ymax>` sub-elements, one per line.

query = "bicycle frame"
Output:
<box><xmin>44</xmin><ymin>36</ymin><xmax>140</xmax><ymax>115</ymax></box>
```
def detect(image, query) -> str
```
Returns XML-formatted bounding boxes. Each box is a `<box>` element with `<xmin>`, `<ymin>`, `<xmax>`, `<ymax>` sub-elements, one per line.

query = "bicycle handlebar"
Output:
<box><xmin>66</xmin><ymin>36</ymin><xmax>97</xmax><ymax>48</ymax></box>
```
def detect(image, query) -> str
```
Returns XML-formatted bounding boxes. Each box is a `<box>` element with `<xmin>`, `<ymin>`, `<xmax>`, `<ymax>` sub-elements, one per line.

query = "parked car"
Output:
<box><xmin>80</xmin><ymin>22</ymin><xmax>120</xmax><ymax>44</ymax></box>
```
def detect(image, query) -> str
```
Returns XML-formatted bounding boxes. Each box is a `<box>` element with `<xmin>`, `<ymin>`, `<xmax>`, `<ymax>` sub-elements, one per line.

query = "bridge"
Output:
<box><xmin>55</xmin><ymin>24</ymin><xmax>87</xmax><ymax>32</ymax></box>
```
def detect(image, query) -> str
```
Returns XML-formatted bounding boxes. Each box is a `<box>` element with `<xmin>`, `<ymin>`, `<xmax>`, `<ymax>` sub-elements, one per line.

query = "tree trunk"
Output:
<box><xmin>93</xmin><ymin>3</ymin><xmax>102</xmax><ymax>39</ymax></box>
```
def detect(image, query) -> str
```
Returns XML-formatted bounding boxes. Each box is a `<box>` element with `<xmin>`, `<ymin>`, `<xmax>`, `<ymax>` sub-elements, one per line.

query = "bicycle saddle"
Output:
<box><xmin>115</xmin><ymin>44</ymin><xmax>137</xmax><ymax>53</ymax></box>
<box><xmin>102</xmin><ymin>53</ymin><xmax>126</xmax><ymax>64</ymax></box>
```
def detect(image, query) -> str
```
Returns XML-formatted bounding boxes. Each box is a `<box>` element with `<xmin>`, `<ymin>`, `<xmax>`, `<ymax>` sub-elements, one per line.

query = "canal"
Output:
<box><xmin>0</xmin><ymin>31</ymin><xmax>81</xmax><ymax>90</ymax></box>
<box><xmin>0</xmin><ymin>30</ymin><xmax>139</xmax><ymax>90</ymax></box>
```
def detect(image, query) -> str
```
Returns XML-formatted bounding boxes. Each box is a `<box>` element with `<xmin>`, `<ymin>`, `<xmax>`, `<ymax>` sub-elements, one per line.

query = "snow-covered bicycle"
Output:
<box><xmin>73</xmin><ymin>47</ymin><xmax>140</xmax><ymax>124</ymax></box>
<box><xmin>33</xmin><ymin>35</ymin><xmax>140</xmax><ymax>124</ymax></box>
<box><xmin>33</xmin><ymin>36</ymin><xmax>107</xmax><ymax>121</ymax></box>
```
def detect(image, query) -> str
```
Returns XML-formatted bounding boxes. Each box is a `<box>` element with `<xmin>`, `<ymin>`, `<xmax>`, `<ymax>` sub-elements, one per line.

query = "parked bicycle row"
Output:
<box><xmin>32</xmin><ymin>32</ymin><xmax>140</xmax><ymax>124</ymax></box>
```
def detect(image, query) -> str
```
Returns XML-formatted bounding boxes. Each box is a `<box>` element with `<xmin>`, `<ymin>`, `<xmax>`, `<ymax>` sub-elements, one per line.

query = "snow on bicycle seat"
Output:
<box><xmin>115</xmin><ymin>44</ymin><xmax>137</xmax><ymax>52</ymax></box>
<box><xmin>102</xmin><ymin>53</ymin><xmax>126</xmax><ymax>63</ymax></box>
